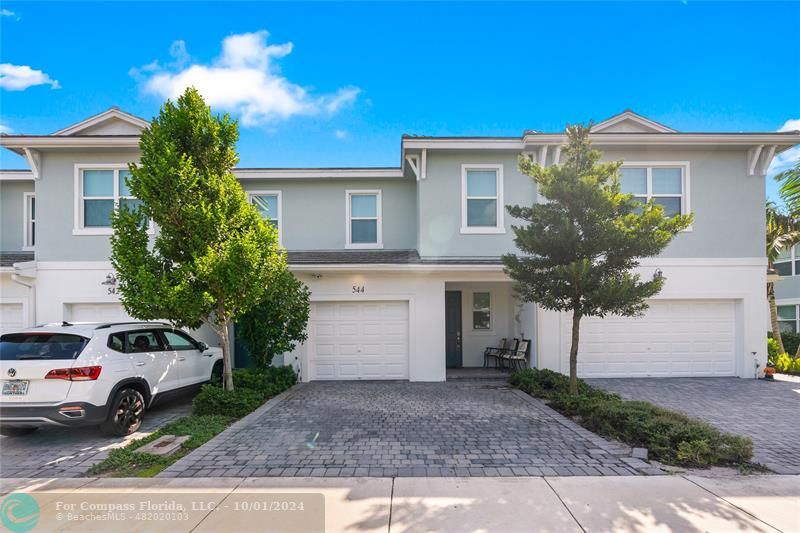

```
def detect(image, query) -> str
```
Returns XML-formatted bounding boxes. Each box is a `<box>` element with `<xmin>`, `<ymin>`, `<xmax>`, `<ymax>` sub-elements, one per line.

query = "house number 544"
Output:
<box><xmin>352</xmin><ymin>285</ymin><xmax>365</xmax><ymax>294</ymax></box>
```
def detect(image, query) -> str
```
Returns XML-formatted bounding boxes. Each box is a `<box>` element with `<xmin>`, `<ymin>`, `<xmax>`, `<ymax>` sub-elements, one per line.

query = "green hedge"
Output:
<box><xmin>193</xmin><ymin>366</ymin><xmax>297</xmax><ymax>417</ymax></box>
<box><xmin>510</xmin><ymin>368</ymin><xmax>753</xmax><ymax>467</ymax></box>
<box><xmin>232</xmin><ymin>367</ymin><xmax>297</xmax><ymax>399</ymax></box>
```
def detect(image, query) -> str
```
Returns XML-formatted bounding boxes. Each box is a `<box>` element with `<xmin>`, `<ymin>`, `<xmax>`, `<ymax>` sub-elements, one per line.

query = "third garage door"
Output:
<box><xmin>564</xmin><ymin>300</ymin><xmax>736</xmax><ymax>377</ymax></box>
<box><xmin>308</xmin><ymin>301</ymin><xmax>409</xmax><ymax>380</ymax></box>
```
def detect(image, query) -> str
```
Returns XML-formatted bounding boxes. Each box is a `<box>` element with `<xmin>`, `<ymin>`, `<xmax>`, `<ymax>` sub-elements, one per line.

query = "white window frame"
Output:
<box><xmin>72</xmin><ymin>163</ymin><xmax>152</xmax><ymax>236</ymax></box>
<box><xmin>776</xmin><ymin>302</ymin><xmax>800</xmax><ymax>333</ymax></box>
<box><xmin>774</xmin><ymin>245</ymin><xmax>798</xmax><ymax>277</ymax></box>
<box><xmin>620</xmin><ymin>161</ymin><xmax>691</xmax><ymax>231</ymax></box>
<box><xmin>247</xmin><ymin>190</ymin><xmax>283</xmax><ymax>247</ymax></box>
<box><xmin>345</xmin><ymin>189</ymin><xmax>383</xmax><ymax>249</ymax></box>
<box><xmin>22</xmin><ymin>192</ymin><xmax>35</xmax><ymax>250</ymax></box>
<box><xmin>461</xmin><ymin>164</ymin><xmax>505</xmax><ymax>234</ymax></box>
<box><xmin>471</xmin><ymin>290</ymin><xmax>493</xmax><ymax>332</ymax></box>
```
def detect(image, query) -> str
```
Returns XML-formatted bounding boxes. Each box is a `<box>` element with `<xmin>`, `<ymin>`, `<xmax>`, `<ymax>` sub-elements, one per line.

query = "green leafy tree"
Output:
<box><xmin>503</xmin><ymin>124</ymin><xmax>693</xmax><ymax>394</ymax></box>
<box><xmin>765</xmin><ymin>202</ymin><xmax>800</xmax><ymax>355</ymax></box>
<box><xmin>237</xmin><ymin>269</ymin><xmax>311</xmax><ymax>368</ymax></box>
<box><xmin>111</xmin><ymin>87</ymin><xmax>285</xmax><ymax>391</ymax></box>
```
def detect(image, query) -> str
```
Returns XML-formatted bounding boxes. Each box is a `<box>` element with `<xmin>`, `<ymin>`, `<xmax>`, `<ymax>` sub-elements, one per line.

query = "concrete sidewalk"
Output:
<box><xmin>1</xmin><ymin>474</ymin><xmax>797</xmax><ymax>532</ymax></box>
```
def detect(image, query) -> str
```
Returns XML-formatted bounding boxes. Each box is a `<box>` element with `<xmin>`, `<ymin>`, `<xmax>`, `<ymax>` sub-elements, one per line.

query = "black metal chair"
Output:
<box><xmin>504</xmin><ymin>339</ymin><xmax>530</xmax><ymax>371</ymax></box>
<box><xmin>495</xmin><ymin>338</ymin><xmax>520</xmax><ymax>370</ymax></box>
<box><xmin>483</xmin><ymin>338</ymin><xmax>508</xmax><ymax>368</ymax></box>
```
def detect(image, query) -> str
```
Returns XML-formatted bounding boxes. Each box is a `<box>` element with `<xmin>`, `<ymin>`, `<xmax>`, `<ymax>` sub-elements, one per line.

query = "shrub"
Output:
<box><xmin>511</xmin><ymin>368</ymin><xmax>753</xmax><ymax>466</ymax></box>
<box><xmin>192</xmin><ymin>384</ymin><xmax>264</xmax><ymax>418</ymax></box>
<box><xmin>792</xmin><ymin>357</ymin><xmax>800</xmax><ymax>374</ymax></box>
<box><xmin>775</xmin><ymin>353</ymin><xmax>793</xmax><ymax>373</ymax></box>
<box><xmin>768</xmin><ymin>331</ymin><xmax>800</xmax><ymax>357</ymax></box>
<box><xmin>231</xmin><ymin>367</ymin><xmax>297</xmax><ymax>399</ymax></box>
<box><xmin>767</xmin><ymin>338</ymin><xmax>781</xmax><ymax>365</ymax></box>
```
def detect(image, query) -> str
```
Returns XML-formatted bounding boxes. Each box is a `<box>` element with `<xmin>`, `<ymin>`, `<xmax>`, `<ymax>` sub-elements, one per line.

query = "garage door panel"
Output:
<box><xmin>567</xmin><ymin>300</ymin><xmax>736</xmax><ymax>378</ymax></box>
<box><xmin>0</xmin><ymin>303</ymin><xmax>25</xmax><ymax>333</ymax></box>
<box><xmin>309</xmin><ymin>301</ymin><xmax>409</xmax><ymax>381</ymax></box>
<box><xmin>67</xmin><ymin>303</ymin><xmax>131</xmax><ymax>323</ymax></box>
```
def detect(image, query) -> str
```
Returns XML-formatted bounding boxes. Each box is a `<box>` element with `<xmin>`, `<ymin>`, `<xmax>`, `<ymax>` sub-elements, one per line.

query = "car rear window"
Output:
<box><xmin>0</xmin><ymin>333</ymin><xmax>89</xmax><ymax>361</ymax></box>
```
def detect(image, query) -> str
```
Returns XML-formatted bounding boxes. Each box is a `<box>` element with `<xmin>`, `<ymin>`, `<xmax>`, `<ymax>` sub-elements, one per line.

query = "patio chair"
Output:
<box><xmin>483</xmin><ymin>338</ymin><xmax>509</xmax><ymax>368</ymax></box>
<box><xmin>504</xmin><ymin>339</ymin><xmax>530</xmax><ymax>371</ymax></box>
<box><xmin>494</xmin><ymin>338</ymin><xmax>520</xmax><ymax>369</ymax></box>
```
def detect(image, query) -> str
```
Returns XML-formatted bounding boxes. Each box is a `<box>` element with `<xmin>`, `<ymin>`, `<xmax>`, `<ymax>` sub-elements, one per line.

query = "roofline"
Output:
<box><xmin>52</xmin><ymin>107</ymin><xmax>150</xmax><ymax>136</ymax></box>
<box><xmin>235</xmin><ymin>167</ymin><xmax>406</xmax><ymax>179</ymax></box>
<box><xmin>591</xmin><ymin>110</ymin><xmax>678</xmax><ymax>133</ymax></box>
<box><xmin>0</xmin><ymin>169</ymin><xmax>34</xmax><ymax>181</ymax></box>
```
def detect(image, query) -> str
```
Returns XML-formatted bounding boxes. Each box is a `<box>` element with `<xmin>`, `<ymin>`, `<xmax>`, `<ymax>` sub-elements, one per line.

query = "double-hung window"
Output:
<box><xmin>778</xmin><ymin>304</ymin><xmax>800</xmax><ymax>333</ymax></box>
<box><xmin>248</xmin><ymin>191</ymin><xmax>282</xmax><ymax>245</ymax></box>
<box><xmin>74</xmin><ymin>165</ymin><xmax>145</xmax><ymax>235</ymax></box>
<box><xmin>23</xmin><ymin>193</ymin><xmax>35</xmax><ymax>249</ymax></box>
<box><xmin>346</xmin><ymin>190</ymin><xmax>382</xmax><ymax>248</ymax></box>
<box><xmin>461</xmin><ymin>164</ymin><xmax>504</xmax><ymax>234</ymax></box>
<box><xmin>472</xmin><ymin>291</ymin><xmax>492</xmax><ymax>330</ymax></box>
<box><xmin>773</xmin><ymin>246</ymin><xmax>798</xmax><ymax>277</ymax></box>
<box><xmin>619</xmin><ymin>163</ymin><xmax>690</xmax><ymax>219</ymax></box>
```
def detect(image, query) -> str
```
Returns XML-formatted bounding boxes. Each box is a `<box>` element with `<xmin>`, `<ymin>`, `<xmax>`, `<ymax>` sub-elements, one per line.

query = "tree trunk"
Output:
<box><xmin>768</xmin><ymin>281</ymin><xmax>786</xmax><ymax>354</ymax></box>
<box><xmin>569</xmin><ymin>308</ymin><xmax>582</xmax><ymax>395</ymax></box>
<box><xmin>218</xmin><ymin>319</ymin><xmax>234</xmax><ymax>391</ymax></box>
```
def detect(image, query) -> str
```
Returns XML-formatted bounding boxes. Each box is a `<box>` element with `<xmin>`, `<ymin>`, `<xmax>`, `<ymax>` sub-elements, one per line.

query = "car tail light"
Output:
<box><xmin>45</xmin><ymin>366</ymin><xmax>102</xmax><ymax>381</ymax></box>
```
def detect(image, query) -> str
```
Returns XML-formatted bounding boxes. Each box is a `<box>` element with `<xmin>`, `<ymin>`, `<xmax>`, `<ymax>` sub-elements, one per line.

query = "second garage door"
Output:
<box><xmin>308</xmin><ymin>301</ymin><xmax>409</xmax><ymax>380</ymax></box>
<box><xmin>66</xmin><ymin>303</ymin><xmax>132</xmax><ymax>323</ymax></box>
<box><xmin>564</xmin><ymin>300</ymin><xmax>736</xmax><ymax>378</ymax></box>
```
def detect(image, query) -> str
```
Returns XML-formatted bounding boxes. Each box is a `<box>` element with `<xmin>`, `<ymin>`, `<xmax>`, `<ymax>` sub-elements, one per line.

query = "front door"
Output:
<box><xmin>445</xmin><ymin>291</ymin><xmax>463</xmax><ymax>368</ymax></box>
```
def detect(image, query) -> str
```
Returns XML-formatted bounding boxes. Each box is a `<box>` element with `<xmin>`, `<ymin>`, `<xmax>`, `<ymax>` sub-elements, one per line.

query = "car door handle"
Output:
<box><xmin>135</xmin><ymin>362</ymin><xmax>146</xmax><ymax>367</ymax></box>
<box><xmin>178</xmin><ymin>357</ymin><xmax>186</xmax><ymax>361</ymax></box>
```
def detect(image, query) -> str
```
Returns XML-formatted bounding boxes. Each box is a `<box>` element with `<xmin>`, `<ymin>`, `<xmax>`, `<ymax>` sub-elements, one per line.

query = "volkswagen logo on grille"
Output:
<box><xmin>7</xmin><ymin>368</ymin><xmax>16</xmax><ymax>378</ymax></box>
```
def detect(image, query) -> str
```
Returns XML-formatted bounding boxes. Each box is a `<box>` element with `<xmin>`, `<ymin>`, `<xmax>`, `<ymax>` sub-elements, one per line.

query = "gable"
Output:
<box><xmin>53</xmin><ymin>108</ymin><xmax>149</xmax><ymax>136</ymax></box>
<box><xmin>592</xmin><ymin>110</ymin><xmax>676</xmax><ymax>133</ymax></box>
<box><xmin>74</xmin><ymin>117</ymin><xmax>146</xmax><ymax>135</ymax></box>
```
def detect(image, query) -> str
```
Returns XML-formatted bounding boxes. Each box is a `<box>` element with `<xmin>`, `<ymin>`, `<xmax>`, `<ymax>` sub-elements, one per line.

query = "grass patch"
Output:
<box><xmin>510</xmin><ymin>368</ymin><xmax>753</xmax><ymax>468</ymax></box>
<box><xmin>90</xmin><ymin>367</ymin><xmax>297</xmax><ymax>477</ymax></box>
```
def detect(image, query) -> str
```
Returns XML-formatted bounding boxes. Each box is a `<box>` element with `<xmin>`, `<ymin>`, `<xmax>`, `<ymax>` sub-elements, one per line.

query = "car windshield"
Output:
<box><xmin>0</xmin><ymin>333</ymin><xmax>89</xmax><ymax>360</ymax></box>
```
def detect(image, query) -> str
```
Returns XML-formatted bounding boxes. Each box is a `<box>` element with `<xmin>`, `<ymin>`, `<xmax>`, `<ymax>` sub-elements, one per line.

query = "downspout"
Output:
<box><xmin>11</xmin><ymin>274</ymin><xmax>36</xmax><ymax>327</ymax></box>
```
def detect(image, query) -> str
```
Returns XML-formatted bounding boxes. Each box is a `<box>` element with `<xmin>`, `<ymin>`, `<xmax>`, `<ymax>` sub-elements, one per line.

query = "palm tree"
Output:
<box><xmin>766</xmin><ymin>202</ymin><xmax>800</xmax><ymax>353</ymax></box>
<box><xmin>777</xmin><ymin>159</ymin><xmax>800</xmax><ymax>211</ymax></box>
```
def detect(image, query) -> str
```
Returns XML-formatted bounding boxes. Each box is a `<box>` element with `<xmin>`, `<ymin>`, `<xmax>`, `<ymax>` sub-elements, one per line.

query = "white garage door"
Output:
<box><xmin>66</xmin><ymin>303</ymin><xmax>132</xmax><ymax>323</ymax></box>
<box><xmin>308</xmin><ymin>301</ymin><xmax>409</xmax><ymax>380</ymax></box>
<box><xmin>564</xmin><ymin>300</ymin><xmax>736</xmax><ymax>378</ymax></box>
<box><xmin>0</xmin><ymin>303</ymin><xmax>25</xmax><ymax>333</ymax></box>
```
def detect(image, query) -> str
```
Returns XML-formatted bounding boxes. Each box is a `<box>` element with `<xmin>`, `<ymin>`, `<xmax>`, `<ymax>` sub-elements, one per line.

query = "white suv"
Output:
<box><xmin>0</xmin><ymin>322</ymin><xmax>223</xmax><ymax>436</ymax></box>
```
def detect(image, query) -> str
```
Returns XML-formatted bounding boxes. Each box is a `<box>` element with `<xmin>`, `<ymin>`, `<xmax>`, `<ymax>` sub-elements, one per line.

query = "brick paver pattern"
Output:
<box><xmin>0</xmin><ymin>396</ymin><xmax>191</xmax><ymax>478</ymax></box>
<box><xmin>161</xmin><ymin>381</ymin><xmax>657</xmax><ymax>478</ymax></box>
<box><xmin>589</xmin><ymin>377</ymin><xmax>800</xmax><ymax>474</ymax></box>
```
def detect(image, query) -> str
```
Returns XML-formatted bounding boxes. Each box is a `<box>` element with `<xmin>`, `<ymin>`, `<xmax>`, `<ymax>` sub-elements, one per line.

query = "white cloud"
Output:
<box><xmin>134</xmin><ymin>30</ymin><xmax>360</xmax><ymax>126</ymax></box>
<box><xmin>334</xmin><ymin>129</ymin><xmax>348</xmax><ymax>139</ymax></box>
<box><xmin>0</xmin><ymin>63</ymin><xmax>60</xmax><ymax>91</ymax></box>
<box><xmin>1</xmin><ymin>9</ymin><xmax>16</xmax><ymax>17</ymax></box>
<box><xmin>768</xmin><ymin>118</ymin><xmax>800</xmax><ymax>177</ymax></box>
<box><xmin>0</xmin><ymin>123</ymin><xmax>11</xmax><ymax>134</ymax></box>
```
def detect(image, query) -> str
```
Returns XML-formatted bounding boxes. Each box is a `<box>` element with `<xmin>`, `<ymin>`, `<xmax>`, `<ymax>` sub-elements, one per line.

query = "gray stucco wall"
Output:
<box><xmin>36</xmin><ymin>150</ymin><xmax>140</xmax><ymax>261</ymax></box>
<box><xmin>775</xmin><ymin>275</ymin><xmax>800</xmax><ymax>300</ymax></box>
<box><xmin>241</xmin><ymin>178</ymin><xmax>417</xmax><ymax>250</ymax></box>
<box><xmin>0</xmin><ymin>180</ymin><xmax>34</xmax><ymax>251</ymax></box>
<box><xmin>418</xmin><ymin>146</ymin><xmax>764</xmax><ymax>259</ymax></box>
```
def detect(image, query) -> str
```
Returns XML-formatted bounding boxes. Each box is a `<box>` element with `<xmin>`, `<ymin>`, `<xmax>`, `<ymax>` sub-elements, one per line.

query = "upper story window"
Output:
<box><xmin>248</xmin><ymin>191</ymin><xmax>282</xmax><ymax>246</ymax></box>
<box><xmin>23</xmin><ymin>193</ymin><xmax>35</xmax><ymax>250</ymax></box>
<box><xmin>774</xmin><ymin>246</ymin><xmax>798</xmax><ymax>277</ymax></box>
<box><xmin>73</xmin><ymin>164</ymin><xmax>145</xmax><ymax>236</ymax></box>
<box><xmin>346</xmin><ymin>190</ymin><xmax>382</xmax><ymax>249</ymax></box>
<box><xmin>778</xmin><ymin>304</ymin><xmax>799</xmax><ymax>333</ymax></box>
<box><xmin>461</xmin><ymin>164</ymin><xmax>504</xmax><ymax>234</ymax></box>
<box><xmin>619</xmin><ymin>162</ymin><xmax>690</xmax><ymax>218</ymax></box>
<box><xmin>472</xmin><ymin>291</ymin><xmax>492</xmax><ymax>330</ymax></box>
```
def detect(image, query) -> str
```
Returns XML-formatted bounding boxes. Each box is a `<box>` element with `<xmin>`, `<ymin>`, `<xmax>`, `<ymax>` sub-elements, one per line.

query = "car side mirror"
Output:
<box><xmin>197</xmin><ymin>341</ymin><xmax>209</xmax><ymax>352</ymax></box>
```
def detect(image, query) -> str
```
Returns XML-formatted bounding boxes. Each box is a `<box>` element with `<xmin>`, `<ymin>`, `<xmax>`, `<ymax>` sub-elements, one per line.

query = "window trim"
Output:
<box><xmin>345</xmin><ymin>189</ymin><xmax>383</xmax><ymax>249</ymax></box>
<box><xmin>22</xmin><ymin>192</ymin><xmax>35</xmax><ymax>250</ymax></box>
<box><xmin>774</xmin><ymin>246</ymin><xmax>797</xmax><ymax>276</ymax></box>
<box><xmin>461</xmin><ymin>164</ymin><xmax>505</xmax><ymax>234</ymax></box>
<box><xmin>471</xmin><ymin>290</ymin><xmax>493</xmax><ymax>332</ymax></box>
<box><xmin>72</xmin><ymin>163</ymin><xmax>153</xmax><ymax>236</ymax></box>
<box><xmin>777</xmin><ymin>303</ymin><xmax>800</xmax><ymax>333</ymax></box>
<box><xmin>620</xmin><ymin>161</ymin><xmax>691</xmax><ymax>231</ymax></box>
<box><xmin>247</xmin><ymin>190</ymin><xmax>283</xmax><ymax>248</ymax></box>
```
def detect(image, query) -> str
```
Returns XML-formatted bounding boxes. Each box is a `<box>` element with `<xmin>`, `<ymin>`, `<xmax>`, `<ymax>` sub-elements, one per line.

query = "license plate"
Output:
<box><xmin>2</xmin><ymin>380</ymin><xmax>29</xmax><ymax>396</ymax></box>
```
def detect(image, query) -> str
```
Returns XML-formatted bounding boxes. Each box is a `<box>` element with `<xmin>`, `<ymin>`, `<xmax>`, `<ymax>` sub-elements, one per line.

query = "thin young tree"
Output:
<box><xmin>111</xmin><ymin>87</ymin><xmax>286</xmax><ymax>391</ymax></box>
<box><xmin>503</xmin><ymin>124</ymin><xmax>693</xmax><ymax>394</ymax></box>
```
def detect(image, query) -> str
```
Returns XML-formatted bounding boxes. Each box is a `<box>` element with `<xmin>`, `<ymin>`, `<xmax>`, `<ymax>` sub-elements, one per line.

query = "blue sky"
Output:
<box><xmin>1</xmin><ymin>1</ymin><xmax>798</xmax><ymax>199</ymax></box>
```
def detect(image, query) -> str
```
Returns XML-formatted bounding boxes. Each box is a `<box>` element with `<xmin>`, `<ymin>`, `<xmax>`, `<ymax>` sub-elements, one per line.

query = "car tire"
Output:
<box><xmin>100</xmin><ymin>387</ymin><xmax>145</xmax><ymax>436</ymax></box>
<box><xmin>0</xmin><ymin>427</ymin><xmax>38</xmax><ymax>437</ymax></box>
<box><xmin>210</xmin><ymin>361</ymin><xmax>223</xmax><ymax>385</ymax></box>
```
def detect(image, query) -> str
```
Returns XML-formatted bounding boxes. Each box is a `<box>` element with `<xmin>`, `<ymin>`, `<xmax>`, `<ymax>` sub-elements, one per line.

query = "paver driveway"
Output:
<box><xmin>589</xmin><ymin>377</ymin><xmax>800</xmax><ymax>474</ymax></box>
<box><xmin>161</xmin><ymin>381</ymin><xmax>658</xmax><ymax>478</ymax></box>
<box><xmin>0</xmin><ymin>395</ymin><xmax>191</xmax><ymax>478</ymax></box>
